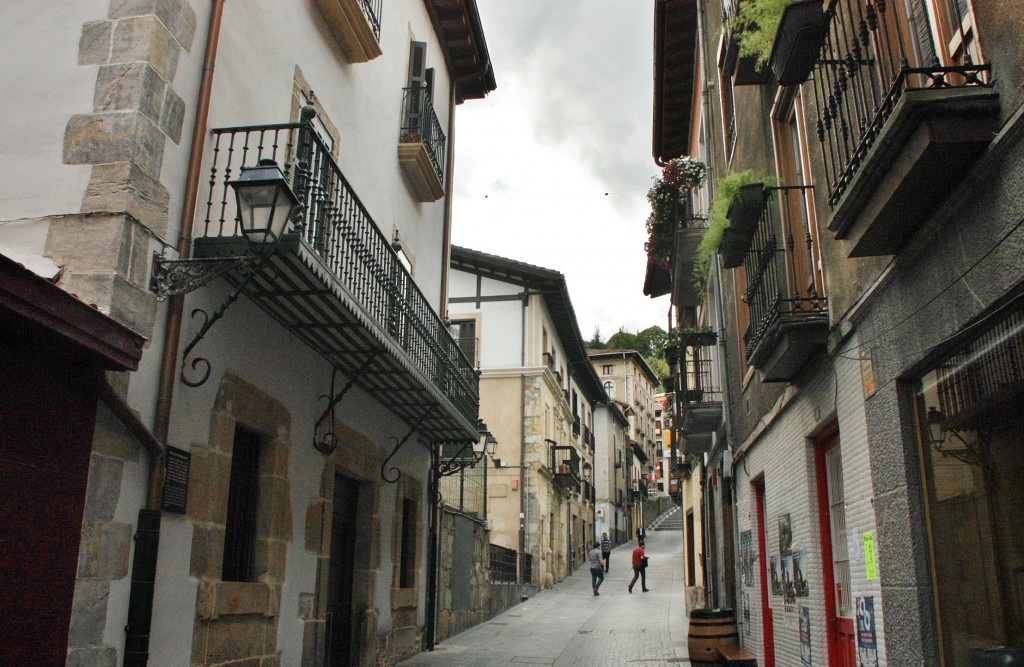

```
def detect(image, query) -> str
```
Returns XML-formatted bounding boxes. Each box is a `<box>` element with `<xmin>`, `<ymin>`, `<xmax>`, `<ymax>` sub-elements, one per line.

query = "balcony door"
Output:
<box><xmin>815</xmin><ymin>427</ymin><xmax>856</xmax><ymax>666</ymax></box>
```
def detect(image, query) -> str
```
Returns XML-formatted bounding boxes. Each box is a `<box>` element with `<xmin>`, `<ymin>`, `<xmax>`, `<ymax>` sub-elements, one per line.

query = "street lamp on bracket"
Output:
<box><xmin>149</xmin><ymin>158</ymin><xmax>301</xmax><ymax>387</ymax></box>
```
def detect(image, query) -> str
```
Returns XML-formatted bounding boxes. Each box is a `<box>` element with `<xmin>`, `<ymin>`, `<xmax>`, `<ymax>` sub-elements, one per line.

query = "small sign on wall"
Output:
<box><xmin>161</xmin><ymin>446</ymin><xmax>191</xmax><ymax>514</ymax></box>
<box><xmin>863</xmin><ymin>531</ymin><xmax>878</xmax><ymax>581</ymax></box>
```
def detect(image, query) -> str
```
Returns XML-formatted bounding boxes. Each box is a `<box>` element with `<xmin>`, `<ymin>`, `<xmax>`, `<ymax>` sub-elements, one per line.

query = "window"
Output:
<box><xmin>720</xmin><ymin>62</ymin><xmax>737</xmax><ymax>161</ymax></box>
<box><xmin>604</xmin><ymin>381</ymin><xmax>615</xmax><ymax>399</ymax></box>
<box><xmin>449</xmin><ymin>319</ymin><xmax>477</xmax><ymax>366</ymax></box>
<box><xmin>772</xmin><ymin>89</ymin><xmax>824</xmax><ymax>302</ymax></box>
<box><xmin>223</xmin><ymin>425</ymin><xmax>262</xmax><ymax>582</ymax></box>
<box><xmin>914</xmin><ymin>305</ymin><xmax>1024</xmax><ymax>665</ymax></box>
<box><xmin>399</xmin><ymin>497</ymin><xmax>417</xmax><ymax>588</ymax></box>
<box><xmin>603</xmin><ymin>364</ymin><xmax>613</xmax><ymax>375</ymax></box>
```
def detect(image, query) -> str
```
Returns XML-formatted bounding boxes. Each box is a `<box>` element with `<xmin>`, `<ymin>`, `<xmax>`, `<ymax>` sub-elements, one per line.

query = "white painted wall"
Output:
<box><xmin>0</xmin><ymin>1</ymin><xmax>107</xmax><ymax>228</ymax></box>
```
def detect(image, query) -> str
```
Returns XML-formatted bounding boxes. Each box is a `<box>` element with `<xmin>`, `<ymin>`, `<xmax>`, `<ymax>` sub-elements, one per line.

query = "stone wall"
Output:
<box><xmin>436</xmin><ymin>508</ymin><xmax>489</xmax><ymax>641</ymax></box>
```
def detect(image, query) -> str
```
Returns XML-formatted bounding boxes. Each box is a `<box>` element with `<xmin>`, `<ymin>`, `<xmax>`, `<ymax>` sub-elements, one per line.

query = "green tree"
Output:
<box><xmin>604</xmin><ymin>326</ymin><xmax>671</xmax><ymax>391</ymax></box>
<box><xmin>588</xmin><ymin>327</ymin><xmax>606</xmax><ymax>350</ymax></box>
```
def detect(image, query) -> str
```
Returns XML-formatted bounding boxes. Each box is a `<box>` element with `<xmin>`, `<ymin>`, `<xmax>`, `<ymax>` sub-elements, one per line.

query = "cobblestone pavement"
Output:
<box><xmin>398</xmin><ymin>527</ymin><xmax>690</xmax><ymax>666</ymax></box>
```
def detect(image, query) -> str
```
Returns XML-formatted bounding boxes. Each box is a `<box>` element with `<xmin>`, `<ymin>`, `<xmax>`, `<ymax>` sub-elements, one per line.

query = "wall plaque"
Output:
<box><xmin>161</xmin><ymin>446</ymin><xmax>191</xmax><ymax>514</ymax></box>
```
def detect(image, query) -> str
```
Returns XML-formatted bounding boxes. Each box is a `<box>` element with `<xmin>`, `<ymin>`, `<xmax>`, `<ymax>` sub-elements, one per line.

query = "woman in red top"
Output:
<box><xmin>628</xmin><ymin>544</ymin><xmax>648</xmax><ymax>593</ymax></box>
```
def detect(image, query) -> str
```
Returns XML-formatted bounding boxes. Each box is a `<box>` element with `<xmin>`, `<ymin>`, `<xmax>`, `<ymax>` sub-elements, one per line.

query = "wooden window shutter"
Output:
<box><xmin>405</xmin><ymin>41</ymin><xmax>427</xmax><ymax>134</ymax></box>
<box><xmin>907</xmin><ymin>0</ymin><xmax>937</xmax><ymax>65</ymax></box>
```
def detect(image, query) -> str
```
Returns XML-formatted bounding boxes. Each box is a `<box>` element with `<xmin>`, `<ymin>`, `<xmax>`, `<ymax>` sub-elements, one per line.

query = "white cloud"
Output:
<box><xmin>451</xmin><ymin>0</ymin><xmax>670</xmax><ymax>339</ymax></box>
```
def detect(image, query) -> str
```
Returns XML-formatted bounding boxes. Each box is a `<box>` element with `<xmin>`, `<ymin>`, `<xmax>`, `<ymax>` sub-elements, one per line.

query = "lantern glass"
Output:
<box><xmin>230</xmin><ymin>159</ymin><xmax>298</xmax><ymax>245</ymax></box>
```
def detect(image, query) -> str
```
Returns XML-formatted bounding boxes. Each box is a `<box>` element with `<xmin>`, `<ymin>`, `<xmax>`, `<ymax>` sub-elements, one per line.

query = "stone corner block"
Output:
<box><xmin>66</xmin><ymin>645</ymin><xmax>117</xmax><ymax>667</ymax></box>
<box><xmin>82</xmin><ymin>162</ymin><xmax>170</xmax><ymax>236</ymax></box>
<box><xmin>110</xmin><ymin>15</ymin><xmax>181</xmax><ymax>82</ymax></box>
<box><xmin>83</xmin><ymin>454</ymin><xmax>125</xmax><ymax>522</ymax></box>
<box><xmin>78</xmin><ymin>520</ymin><xmax>133</xmax><ymax>580</ymax></box>
<box><xmin>80</xmin><ymin>21</ymin><xmax>113</xmax><ymax>66</ymax></box>
<box><xmin>64</xmin><ymin>111</ymin><xmax>166</xmax><ymax>181</ymax></box>
<box><xmin>109</xmin><ymin>0</ymin><xmax>197</xmax><ymax>51</ymax></box>
<box><xmin>159</xmin><ymin>86</ymin><xmax>185</xmax><ymax>144</ymax></box>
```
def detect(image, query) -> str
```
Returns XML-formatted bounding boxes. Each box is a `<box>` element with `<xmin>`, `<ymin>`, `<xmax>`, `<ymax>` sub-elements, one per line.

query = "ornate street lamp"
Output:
<box><xmin>231</xmin><ymin>159</ymin><xmax>300</xmax><ymax>246</ymax></box>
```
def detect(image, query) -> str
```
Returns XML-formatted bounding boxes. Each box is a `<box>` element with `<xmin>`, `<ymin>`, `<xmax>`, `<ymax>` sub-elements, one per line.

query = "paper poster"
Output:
<box><xmin>770</xmin><ymin>555</ymin><xmax>781</xmax><ymax>596</ymax></box>
<box><xmin>740</xmin><ymin>530</ymin><xmax>754</xmax><ymax>586</ymax></box>
<box><xmin>856</xmin><ymin>596</ymin><xmax>879</xmax><ymax>667</ymax></box>
<box><xmin>800</xmin><ymin>606</ymin><xmax>812</xmax><ymax>667</ymax></box>
<box><xmin>793</xmin><ymin>548</ymin><xmax>809</xmax><ymax>597</ymax></box>
<box><xmin>742</xmin><ymin>591</ymin><xmax>752</xmax><ymax>636</ymax></box>
<box><xmin>863</xmin><ymin>531</ymin><xmax>878</xmax><ymax>581</ymax></box>
<box><xmin>782</xmin><ymin>555</ymin><xmax>796</xmax><ymax>604</ymax></box>
<box><xmin>778</xmin><ymin>513</ymin><xmax>793</xmax><ymax>555</ymax></box>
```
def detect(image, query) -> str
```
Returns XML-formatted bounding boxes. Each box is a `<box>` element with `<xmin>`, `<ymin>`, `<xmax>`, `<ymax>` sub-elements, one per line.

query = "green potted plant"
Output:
<box><xmin>676</xmin><ymin>326</ymin><xmax>718</xmax><ymax>347</ymax></box>
<box><xmin>692</xmin><ymin>170</ymin><xmax>767</xmax><ymax>286</ymax></box>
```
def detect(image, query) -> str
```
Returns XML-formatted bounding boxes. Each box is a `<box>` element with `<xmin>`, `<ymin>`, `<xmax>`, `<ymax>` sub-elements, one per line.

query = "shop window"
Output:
<box><xmin>914</xmin><ymin>304</ymin><xmax>1024</xmax><ymax>665</ymax></box>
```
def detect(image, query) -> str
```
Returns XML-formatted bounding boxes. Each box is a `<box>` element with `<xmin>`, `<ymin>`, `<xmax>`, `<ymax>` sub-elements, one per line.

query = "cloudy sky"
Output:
<box><xmin>449</xmin><ymin>0</ymin><xmax>671</xmax><ymax>341</ymax></box>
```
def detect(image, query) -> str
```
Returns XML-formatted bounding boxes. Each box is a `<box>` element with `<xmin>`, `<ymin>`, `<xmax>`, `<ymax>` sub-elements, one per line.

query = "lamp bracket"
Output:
<box><xmin>314</xmin><ymin>354</ymin><xmax>379</xmax><ymax>454</ymax></box>
<box><xmin>381</xmin><ymin>404</ymin><xmax>436</xmax><ymax>484</ymax></box>
<box><xmin>150</xmin><ymin>252</ymin><xmax>262</xmax><ymax>301</ymax></box>
<box><xmin>178</xmin><ymin>251</ymin><xmax>274</xmax><ymax>388</ymax></box>
<box><xmin>436</xmin><ymin>441</ymin><xmax>482</xmax><ymax>478</ymax></box>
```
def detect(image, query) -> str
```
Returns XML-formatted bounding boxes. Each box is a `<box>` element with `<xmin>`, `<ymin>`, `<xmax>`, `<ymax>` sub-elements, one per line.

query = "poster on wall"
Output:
<box><xmin>863</xmin><ymin>531</ymin><xmax>878</xmax><ymax>581</ymax></box>
<box><xmin>770</xmin><ymin>555</ymin><xmax>781</xmax><ymax>596</ymax></box>
<box><xmin>794</xmin><ymin>548</ymin><xmax>809</xmax><ymax>597</ymax></box>
<box><xmin>800</xmin><ymin>606</ymin><xmax>812</xmax><ymax>667</ymax></box>
<box><xmin>740</xmin><ymin>530</ymin><xmax>754</xmax><ymax>586</ymax></box>
<box><xmin>778</xmin><ymin>513</ymin><xmax>793</xmax><ymax>555</ymax></box>
<box><xmin>857</xmin><ymin>596</ymin><xmax>879</xmax><ymax>667</ymax></box>
<box><xmin>782</xmin><ymin>555</ymin><xmax>796</xmax><ymax>604</ymax></box>
<box><xmin>742</xmin><ymin>591</ymin><xmax>751</xmax><ymax>636</ymax></box>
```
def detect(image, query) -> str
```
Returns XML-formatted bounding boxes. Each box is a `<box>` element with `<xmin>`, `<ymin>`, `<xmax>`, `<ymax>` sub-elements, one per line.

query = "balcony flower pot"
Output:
<box><xmin>726</xmin><ymin>183</ymin><xmax>766</xmax><ymax>236</ymax></box>
<box><xmin>769</xmin><ymin>0</ymin><xmax>827</xmax><ymax>85</ymax></box>
<box><xmin>679</xmin><ymin>330</ymin><xmax>718</xmax><ymax>347</ymax></box>
<box><xmin>718</xmin><ymin>226</ymin><xmax>749</xmax><ymax>268</ymax></box>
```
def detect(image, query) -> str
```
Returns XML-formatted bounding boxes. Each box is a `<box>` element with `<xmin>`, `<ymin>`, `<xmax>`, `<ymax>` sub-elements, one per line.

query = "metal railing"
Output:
<box><xmin>551</xmin><ymin>444</ymin><xmax>581</xmax><ymax>485</ymax></box>
<box><xmin>810</xmin><ymin>0</ymin><xmax>992</xmax><ymax>206</ymax></box>
<box><xmin>683</xmin><ymin>355</ymin><xmax>723</xmax><ymax>404</ymax></box>
<box><xmin>358</xmin><ymin>0</ymin><xmax>382</xmax><ymax>41</ymax></box>
<box><xmin>489</xmin><ymin>544</ymin><xmax>517</xmax><ymax>583</ymax></box>
<box><xmin>202</xmin><ymin>121</ymin><xmax>477</xmax><ymax>425</ymax></box>
<box><xmin>400</xmin><ymin>86</ymin><xmax>447</xmax><ymax>185</ymax></box>
<box><xmin>743</xmin><ymin>187</ymin><xmax>828</xmax><ymax>359</ymax></box>
<box><xmin>437</xmin><ymin>461</ymin><xmax>485</xmax><ymax>518</ymax></box>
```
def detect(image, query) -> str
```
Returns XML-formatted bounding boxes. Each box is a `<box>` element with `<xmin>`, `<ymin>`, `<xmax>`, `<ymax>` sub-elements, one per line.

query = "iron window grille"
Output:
<box><xmin>223</xmin><ymin>425</ymin><xmax>262</xmax><ymax>582</ymax></box>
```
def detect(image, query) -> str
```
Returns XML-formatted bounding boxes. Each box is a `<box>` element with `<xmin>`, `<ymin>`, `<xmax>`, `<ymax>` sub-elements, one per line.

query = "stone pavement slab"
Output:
<box><xmin>399</xmin><ymin>528</ymin><xmax>691</xmax><ymax>667</ymax></box>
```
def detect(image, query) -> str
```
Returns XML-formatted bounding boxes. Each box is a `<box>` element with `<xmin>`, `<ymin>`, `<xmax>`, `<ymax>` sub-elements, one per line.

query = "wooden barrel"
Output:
<box><xmin>688</xmin><ymin>608</ymin><xmax>739</xmax><ymax>666</ymax></box>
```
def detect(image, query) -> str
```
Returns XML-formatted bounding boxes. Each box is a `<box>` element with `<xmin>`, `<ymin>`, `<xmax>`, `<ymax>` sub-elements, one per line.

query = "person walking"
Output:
<box><xmin>600</xmin><ymin>532</ymin><xmax>612</xmax><ymax>572</ymax></box>
<box><xmin>636</xmin><ymin>524</ymin><xmax>646</xmax><ymax>547</ymax></box>
<box><xmin>588</xmin><ymin>541</ymin><xmax>606</xmax><ymax>595</ymax></box>
<box><xmin>628</xmin><ymin>543</ymin><xmax>649</xmax><ymax>593</ymax></box>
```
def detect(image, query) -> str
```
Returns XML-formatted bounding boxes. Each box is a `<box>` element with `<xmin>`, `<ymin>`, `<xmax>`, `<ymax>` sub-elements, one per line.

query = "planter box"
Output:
<box><xmin>679</xmin><ymin>330</ymin><xmax>718</xmax><ymax>347</ymax></box>
<box><xmin>727</xmin><ymin>183</ymin><xmax>766</xmax><ymax>235</ymax></box>
<box><xmin>718</xmin><ymin>226</ymin><xmax>748</xmax><ymax>269</ymax></box>
<box><xmin>769</xmin><ymin>0</ymin><xmax>827</xmax><ymax>85</ymax></box>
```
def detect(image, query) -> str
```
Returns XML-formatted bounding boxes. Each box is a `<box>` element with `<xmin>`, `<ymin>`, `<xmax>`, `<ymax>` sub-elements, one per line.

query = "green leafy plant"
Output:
<box><xmin>733</xmin><ymin>0</ymin><xmax>797</xmax><ymax>67</ymax></box>
<box><xmin>692</xmin><ymin>170</ymin><xmax>764</xmax><ymax>294</ymax></box>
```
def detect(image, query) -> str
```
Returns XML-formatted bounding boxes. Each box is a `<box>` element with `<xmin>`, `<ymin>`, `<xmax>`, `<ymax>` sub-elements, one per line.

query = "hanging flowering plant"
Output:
<box><xmin>645</xmin><ymin>157</ymin><xmax>707</xmax><ymax>268</ymax></box>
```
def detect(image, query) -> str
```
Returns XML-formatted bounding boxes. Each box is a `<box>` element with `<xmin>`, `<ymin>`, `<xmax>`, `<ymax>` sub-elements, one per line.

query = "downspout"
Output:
<box><xmin>123</xmin><ymin>3</ymin><xmax>226</xmax><ymax>665</ymax></box>
<box><xmin>439</xmin><ymin>84</ymin><xmax>457</xmax><ymax>312</ymax></box>
<box><xmin>518</xmin><ymin>293</ymin><xmax>528</xmax><ymax>591</ymax></box>
<box><xmin>424</xmin><ymin>445</ymin><xmax>440</xmax><ymax>650</ymax></box>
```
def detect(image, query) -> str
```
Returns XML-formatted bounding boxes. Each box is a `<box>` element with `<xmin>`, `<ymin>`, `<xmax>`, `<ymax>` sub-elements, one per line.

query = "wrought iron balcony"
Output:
<box><xmin>811</xmin><ymin>0</ymin><xmax>997</xmax><ymax>256</ymax></box>
<box><xmin>312</xmin><ymin>0</ymin><xmax>382</xmax><ymax>63</ymax></box>
<box><xmin>398</xmin><ymin>86</ymin><xmax>447</xmax><ymax>201</ymax></box>
<box><xmin>193</xmin><ymin>120</ymin><xmax>479</xmax><ymax>442</ymax></box>
<box><xmin>742</xmin><ymin>187</ymin><xmax>828</xmax><ymax>382</ymax></box>
<box><xmin>550</xmin><ymin>444</ymin><xmax>581</xmax><ymax>491</ymax></box>
<box><xmin>681</xmin><ymin>353</ymin><xmax>723</xmax><ymax>456</ymax></box>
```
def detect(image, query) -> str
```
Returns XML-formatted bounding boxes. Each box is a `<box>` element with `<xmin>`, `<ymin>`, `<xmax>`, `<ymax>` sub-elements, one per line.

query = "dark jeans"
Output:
<box><xmin>629</xmin><ymin>566</ymin><xmax>647</xmax><ymax>591</ymax></box>
<box><xmin>591</xmin><ymin>567</ymin><xmax>605</xmax><ymax>591</ymax></box>
<box><xmin>601</xmin><ymin>551</ymin><xmax>611</xmax><ymax>572</ymax></box>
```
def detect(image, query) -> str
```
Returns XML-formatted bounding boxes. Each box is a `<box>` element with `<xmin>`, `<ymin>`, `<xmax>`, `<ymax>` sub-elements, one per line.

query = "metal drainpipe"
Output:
<box><xmin>424</xmin><ymin>445</ymin><xmax>440</xmax><ymax>650</ymax></box>
<box><xmin>439</xmin><ymin>84</ymin><xmax>457</xmax><ymax>312</ymax></box>
<box><xmin>518</xmin><ymin>293</ymin><xmax>528</xmax><ymax>591</ymax></box>
<box><xmin>123</xmin><ymin>2</ymin><xmax>226</xmax><ymax>665</ymax></box>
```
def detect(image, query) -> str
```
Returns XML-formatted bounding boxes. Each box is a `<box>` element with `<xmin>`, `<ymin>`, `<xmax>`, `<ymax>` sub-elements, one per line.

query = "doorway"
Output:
<box><xmin>753</xmin><ymin>478</ymin><xmax>775</xmax><ymax>667</ymax></box>
<box><xmin>326</xmin><ymin>473</ymin><xmax>360</xmax><ymax>666</ymax></box>
<box><xmin>815</xmin><ymin>427</ymin><xmax>856</xmax><ymax>666</ymax></box>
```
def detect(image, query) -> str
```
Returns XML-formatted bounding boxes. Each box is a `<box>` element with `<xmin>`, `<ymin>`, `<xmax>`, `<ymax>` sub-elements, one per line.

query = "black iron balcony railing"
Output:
<box><xmin>199</xmin><ymin>121</ymin><xmax>478</xmax><ymax>432</ymax></box>
<box><xmin>550</xmin><ymin>444</ymin><xmax>581</xmax><ymax>491</ymax></box>
<box><xmin>682</xmin><ymin>355</ymin><xmax>723</xmax><ymax>405</ymax></box>
<box><xmin>358</xmin><ymin>0</ymin><xmax>382</xmax><ymax>41</ymax></box>
<box><xmin>811</xmin><ymin>0</ymin><xmax>992</xmax><ymax>207</ymax></box>
<box><xmin>743</xmin><ymin>187</ymin><xmax>828</xmax><ymax>363</ymax></box>
<box><xmin>572</xmin><ymin>415</ymin><xmax>581</xmax><ymax>437</ymax></box>
<box><xmin>400</xmin><ymin>86</ymin><xmax>446</xmax><ymax>185</ymax></box>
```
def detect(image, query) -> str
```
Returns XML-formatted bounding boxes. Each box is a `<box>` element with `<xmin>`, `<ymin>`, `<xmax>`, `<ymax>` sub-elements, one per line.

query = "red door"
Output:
<box><xmin>815</xmin><ymin>427</ymin><xmax>856</xmax><ymax>666</ymax></box>
<box><xmin>754</xmin><ymin>479</ymin><xmax>775</xmax><ymax>667</ymax></box>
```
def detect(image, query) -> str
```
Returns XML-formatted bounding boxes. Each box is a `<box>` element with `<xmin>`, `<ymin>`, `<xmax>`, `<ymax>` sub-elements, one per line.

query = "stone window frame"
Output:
<box><xmin>188</xmin><ymin>374</ymin><xmax>292</xmax><ymax>664</ymax></box>
<box><xmin>291</xmin><ymin>66</ymin><xmax>342</xmax><ymax>158</ymax></box>
<box><xmin>390</xmin><ymin>475</ymin><xmax>424</xmax><ymax>610</ymax></box>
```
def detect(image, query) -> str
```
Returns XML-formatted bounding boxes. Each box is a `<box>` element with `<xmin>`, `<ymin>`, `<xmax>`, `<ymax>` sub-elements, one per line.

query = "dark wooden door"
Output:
<box><xmin>326</xmin><ymin>474</ymin><xmax>360</xmax><ymax>666</ymax></box>
<box><xmin>815</xmin><ymin>428</ymin><xmax>856</xmax><ymax>666</ymax></box>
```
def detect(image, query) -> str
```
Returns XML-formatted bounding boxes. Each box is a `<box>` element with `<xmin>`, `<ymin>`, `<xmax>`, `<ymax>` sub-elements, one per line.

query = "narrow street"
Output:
<box><xmin>399</xmin><ymin>524</ymin><xmax>690</xmax><ymax>666</ymax></box>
